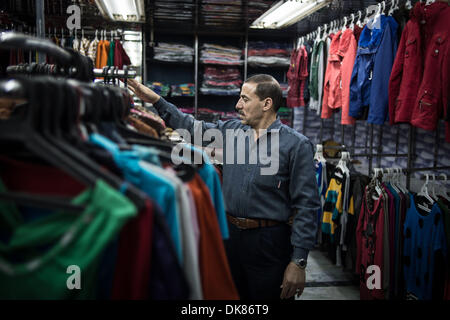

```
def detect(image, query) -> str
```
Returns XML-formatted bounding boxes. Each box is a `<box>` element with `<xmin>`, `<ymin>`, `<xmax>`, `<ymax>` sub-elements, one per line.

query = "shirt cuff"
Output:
<box><xmin>292</xmin><ymin>247</ymin><xmax>310</xmax><ymax>261</ymax></box>
<box><xmin>153</xmin><ymin>96</ymin><xmax>167</xmax><ymax>111</ymax></box>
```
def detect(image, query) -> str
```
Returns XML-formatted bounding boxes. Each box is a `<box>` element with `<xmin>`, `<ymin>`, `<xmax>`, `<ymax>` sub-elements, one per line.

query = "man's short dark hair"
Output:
<box><xmin>244</xmin><ymin>74</ymin><xmax>283</xmax><ymax>112</ymax></box>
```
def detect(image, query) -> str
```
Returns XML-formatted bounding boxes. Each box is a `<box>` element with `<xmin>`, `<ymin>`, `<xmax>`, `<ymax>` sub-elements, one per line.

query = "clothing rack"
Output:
<box><xmin>6</xmin><ymin>64</ymin><xmax>137</xmax><ymax>79</ymax></box>
<box><xmin>93</xmin><ymin>67</ymin><xmax>136</xmax><ymax>79</ymax></box>
<box><xmin>317</xmin><ymin>123</ymin><xmax>449</xmax><ymax>190</ymax></box>
<box><xmin>300</xmin><ymin>0</ymin><xmax>448</xmax><ymax>193</ymax></box>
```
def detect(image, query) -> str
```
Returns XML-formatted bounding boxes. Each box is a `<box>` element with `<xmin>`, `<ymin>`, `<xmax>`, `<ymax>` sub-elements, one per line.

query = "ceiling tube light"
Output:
<box><xmin>94</xmin><ymin>0</ymin><xmax>146</xmax><ymax>23</ymax></box>
<box><xmin>251</xmin><ymin>0</ymin><xmax>332</xmax><ymax>29</ymax></box>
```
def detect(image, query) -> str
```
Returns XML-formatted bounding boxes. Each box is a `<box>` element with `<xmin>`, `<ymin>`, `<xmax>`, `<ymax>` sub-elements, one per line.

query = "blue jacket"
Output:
<box><xmin>349</xmin><ymin>15</ymin><xmax>398</xmax><ymax>124</ymax></box>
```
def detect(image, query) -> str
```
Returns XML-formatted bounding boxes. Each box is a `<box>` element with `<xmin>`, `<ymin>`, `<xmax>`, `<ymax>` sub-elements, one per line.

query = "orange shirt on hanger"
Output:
<box><xmin>187</xmin><ymin>174</ymin><xmax>239</xmax><ymax>300</ymax></box>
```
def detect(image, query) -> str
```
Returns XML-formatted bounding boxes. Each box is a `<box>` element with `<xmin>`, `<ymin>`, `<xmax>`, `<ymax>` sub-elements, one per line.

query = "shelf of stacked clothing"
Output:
<box><xmin>146</xmin><ymin>82</ymin><xmax>195</xmax><ymax>98</ymax></box>
<box><xmin>247</xmin><ymin>41</ymin><xmax>291</xmax><ymax>68</ymax></box>
<box><xmin>153</xmin><ymin>42</ymin><xmax>194</xmax><ymax>64</ymax></box>
<box><xmin>200</xmin><ymin>66</ymin><xmax>242</xmax><ymax>96</ymax></box>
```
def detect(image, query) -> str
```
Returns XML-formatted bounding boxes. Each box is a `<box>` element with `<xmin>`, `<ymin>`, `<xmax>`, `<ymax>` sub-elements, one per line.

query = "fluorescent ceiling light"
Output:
<box><xmin>95</xmin><ymin>0</ymin><xmax>145</xmax><ymax>23</ymax></box>
<box><xmin>251</xmin><ymin>0</ymin><xmax>332</xmax><ymax>29</ymax></box>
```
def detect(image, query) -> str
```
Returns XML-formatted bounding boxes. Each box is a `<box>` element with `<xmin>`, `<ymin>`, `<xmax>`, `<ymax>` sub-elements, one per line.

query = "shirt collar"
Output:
<box><xmin>266</xmin><ymin>117</ymin><xmax>282</xmax><ymax>131</ymax></box>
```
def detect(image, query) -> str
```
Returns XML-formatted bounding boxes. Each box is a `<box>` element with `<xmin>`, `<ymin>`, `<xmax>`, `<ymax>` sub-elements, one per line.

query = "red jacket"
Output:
<box><xmin>287</xmin><ymin>46</ymin><xmax>308</xmax><ymax>108</ymax></box>
<box><xmin>388</xmin><ymin>1</ymin><xmax>450</xmax><ymax>143</ymax></box>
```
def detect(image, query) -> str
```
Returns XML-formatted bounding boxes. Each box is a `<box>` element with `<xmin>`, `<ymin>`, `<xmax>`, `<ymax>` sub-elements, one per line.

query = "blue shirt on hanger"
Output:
<box><xmin>349</xmin><ymin>15</ymin><xmax>398</xmax><ymax>124</ymax></box>
<box><xmin>89</xmin><ymin>133</ymin><xmax>183</xmax><ymax>264</ymax></box>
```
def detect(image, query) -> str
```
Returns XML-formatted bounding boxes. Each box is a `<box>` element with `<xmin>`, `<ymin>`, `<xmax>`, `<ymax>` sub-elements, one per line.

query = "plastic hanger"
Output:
<box><xmin>390</xmin><ymin>168</ymin><xmax>401</xmax><ymax>194</ymax></box>
<box><xmin>0</xmin><ymin>78</ymin><xmax>93</xmax><ymax>213</ymax></box>
<box><xmin>357</xmin><ymin>10</ymin><xmax>363</xmax><ymax>27</ymax></box>
<box><xmin>350</xmin><ymin>13</ymin><xmax>355</xmax><ymax>30</ymax></box>
<box><xmin>393</xmin><ymin>168</ymin><xmax>405</xmax><ymax>194</ymax></box>
<box><xmin>436</xmin><ymin>173</ymin><xmax>450</xmax><ymax>201</ymax></box>
<box><xmin>314</xmin><ymin>144</ymin><xmax>326</xmax><ymax>163</ymax></box>
<box><xmin>372</xmin><ymin>168</ymin><xmax>383</xmax><ymax>198</ymax></box>
<box><xmin>417</xmin><ymin>174</ymin><xmax>435</xmax><ymax>205</ymax></box>
<box><xmin>429</xmin><ymin>174</ymin><xmax>439</xmax><ymax>200</ymax></box>
<box><xmin>405</xmin><ymin>0</ymin><xmax>412</xmax><ymax>9</ymax></box>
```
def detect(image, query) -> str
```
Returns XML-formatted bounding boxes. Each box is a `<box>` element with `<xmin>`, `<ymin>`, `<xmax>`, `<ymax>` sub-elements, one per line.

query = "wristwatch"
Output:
<box><xmin>292</xmin><ymin>258</ymin><xmax>307</xmax><ymax>269</ymax></box>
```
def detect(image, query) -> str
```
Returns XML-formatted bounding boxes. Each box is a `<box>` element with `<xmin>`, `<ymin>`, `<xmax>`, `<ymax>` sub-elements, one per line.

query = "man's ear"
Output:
<box><xmin>263</xmin><ymin>98</ymin><xmax>273</xmax><ymax>112</ymax></box>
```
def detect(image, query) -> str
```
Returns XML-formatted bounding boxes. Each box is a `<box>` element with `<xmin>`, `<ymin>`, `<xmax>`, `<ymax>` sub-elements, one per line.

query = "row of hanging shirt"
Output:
<box><xmin>314</xmin><ymin>144</ymin><xmax>450</xmax><ymax>300</ymax></box>
<box><xmin>357</xmin><ymin>169</ymin><xmax>450</xmax><ymax>300</ymax></box>
<box><xmin>47</xmin><ymin>28</ymin><xmax>131</xmax><ymax>70</ymax></box>
<box><xmin>0</xmin><ymin>33</ymin><xmax>238</xmax><ymax>300</ymax></box>
<box><xmin>288</xmin><ymin>0</ymin><xmax>450</xmax><ymax>144</ymax></box>
<box><xmin>314</xmin><ymin>146</ymin><xmax>357</xmax><ymax>269</ymax></box>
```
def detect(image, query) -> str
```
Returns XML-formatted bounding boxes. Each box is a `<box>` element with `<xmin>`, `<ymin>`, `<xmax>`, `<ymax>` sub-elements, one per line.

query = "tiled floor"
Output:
<box><xmin>296</xmin><ymin>249</ymin><xmax>360</xmax><ymax>300</ymax></box>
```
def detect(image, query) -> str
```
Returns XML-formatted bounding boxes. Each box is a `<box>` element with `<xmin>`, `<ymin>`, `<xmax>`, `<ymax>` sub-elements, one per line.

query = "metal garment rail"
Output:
<box><xmin>318</xmin><ymin>121</ymin><xmax>449</xmax><ymax>191</ymax></box>
<box><xmin>93</xmin><ymin>68</ymin><xmax>137</xmax><ymax>78</ymax></box>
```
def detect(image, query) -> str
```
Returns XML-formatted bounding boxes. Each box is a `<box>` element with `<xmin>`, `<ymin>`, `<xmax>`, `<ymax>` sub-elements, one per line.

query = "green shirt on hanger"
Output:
<box><xmin>0</xmin><ymin>179</ymin><xmax>137</xmax><ymax>299</ymax></box>
<box><xmin>107</xmin><ymin>40</ymin><xmax>115</xmax><ymax>67</ymax></box>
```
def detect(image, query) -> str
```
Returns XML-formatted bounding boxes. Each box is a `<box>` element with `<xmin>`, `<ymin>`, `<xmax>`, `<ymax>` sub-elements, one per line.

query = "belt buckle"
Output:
<box><xmin>236</xmin><ymin>217</ymin><xmax>247</xmax><ymax>229</ymax></box>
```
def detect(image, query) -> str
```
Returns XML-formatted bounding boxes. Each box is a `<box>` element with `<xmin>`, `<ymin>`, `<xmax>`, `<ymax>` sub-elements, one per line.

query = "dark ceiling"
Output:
<box><xmin>2</xmin><ymin>0</ymin><xmax>392</xmax><ymax>38</ymax></box>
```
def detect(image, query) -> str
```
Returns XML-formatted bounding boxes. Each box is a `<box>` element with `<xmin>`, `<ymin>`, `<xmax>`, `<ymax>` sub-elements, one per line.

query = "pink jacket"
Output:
<box><xmin>321</xmin><ymin>29</ymin><xmax>357</xmax><ymax>125</ymax></box>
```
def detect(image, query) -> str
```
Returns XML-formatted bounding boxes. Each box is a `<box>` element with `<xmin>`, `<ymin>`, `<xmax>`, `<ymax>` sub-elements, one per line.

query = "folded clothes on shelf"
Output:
<box><xmin>247</xmin><ymin>41</ymin><xmax>291</xmax><ymax>67</ymax></box>
<box><xmin>171</xmin><ymin>83</ymin><xmax>195</xmax><ymax>97</ymax></box>
<box><xmin>199</xmin><ymin>87</ymin><xmax>241</xmax><ymax>95</ymax></box>
<box><xmin>153</xmin><ymin>42</ymin><xmax>194</xmax><ymax>63</ymax></box>
<box><xmin>200</xmin><ymin>43</ymin><xmax>243</xmax><ymax>65</ymax></box>
<box><xmin>201</xmin><ymin>66</ymin><xmax>242</xmax><ymax>95</ymax></box>
<box><xmin>147</xmin><ymin>82</ymin><xmax>171</xmax><ymax>97</ymax></box>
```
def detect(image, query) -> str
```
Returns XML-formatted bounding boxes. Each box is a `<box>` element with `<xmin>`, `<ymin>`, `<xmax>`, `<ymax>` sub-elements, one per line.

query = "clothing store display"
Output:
<box><xmin>321</xmin><ymin>28</ymin><xmax>357</xmax><ymax>125</ymax></box>
<box><xmin>317</xmin><ymin>154</ymin><xmax>450</xmax><ymax>300</ymax></box>
<box><xmin>2</xmin><ymin>0</ymin><xmax>449</xmax><ymax>303</ymax></box>
<box><xmin>113</xmin><ymin>40</ymin><xmax>131</xmax><ymax>69</ymax></box>
<box><xmin>349</xmin><ymin>15</ymin><xmax>398</xmax><ymax>124</ymax></box>
<box><xmin>200</xmin><ymin>66</ymin><xmax>242</xmax><ymax>95</ymax></box>
<box><xmin>389</xmin><ymin>1</ymin><xmax>450</xmax><ymax>143</ymax></box>
<box><xmin>0</xmin><ymin>42</ymin><xmax>237</xmax><ymax>299</ymax></box>
<box><xmin>286</xmin><ymin>46</ymin><xmax>308</xmax><ymax>108</ymax></box>
<box><xmin>153</xmin><ymin>43</ymin><xmax>194</xmax><ymax>63</ymax></box>
<box><xmin>309</xmin><ymin>38</ymin><xmax>326</xmax><ymax>115</ymax></box>
<box><xmin>200</xmin><ymin>43</ymin><xmax>243</xmax><ymax>65</ymax></box>
<box><xmin>171</xmin><ymin>84</ymin><xmax>195</xmax><ymax>97</ymax></box>
<box><xmin>403</xmin><ymin>195</ymin><xmax>447</xmax><ymax>300</ymax></box>
<box><xmin>247</xmin><ymin>41</ymin><xmax>291</xmax><ymax>67</ymax></box>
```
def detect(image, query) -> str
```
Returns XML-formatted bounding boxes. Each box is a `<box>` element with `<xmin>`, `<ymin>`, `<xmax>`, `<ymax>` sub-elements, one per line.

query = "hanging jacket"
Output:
<box><xmin>321</xmin><ymin>29</ymin><xmax>357</xmax><ymax>125</ymax></box>
<box><xmin>388</xmin><ymin>1</ymin><xmax>450</xmax><ymax>143</ymax></box>
<box><xmin>309</xmin><ymin>39</ymin><xmax>325</xmax><ymax>113</ymax></box>
<box><xmin>114</xmin><ymin>40</ymin><xmax>132</xmax><ymax>69</ymax></box>
<box><xmin>287</xmin><ymin>46</ymin><xmax>308</xmax><ymax>108</ymax></box>
<box><xmin>321</xmin><ymin>30</ymin><xmax>343</xmax><ymax>117</ymax></box>
<box><xmin>349</xmin><ymin>15</ymin><xmax>398</xmax><ymax>124</ymax></box>
<box><xmin>107</xmin><ymin>40</ymin><xmax>115</xmax><ymax>67</ymax></box>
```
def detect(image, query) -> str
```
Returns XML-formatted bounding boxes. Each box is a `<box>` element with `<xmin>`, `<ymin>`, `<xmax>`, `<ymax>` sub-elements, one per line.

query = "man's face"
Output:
<box><xmin>235</xmin><ymin>82</ymin><xmax>265</xmax><ymax>127</ymax></box>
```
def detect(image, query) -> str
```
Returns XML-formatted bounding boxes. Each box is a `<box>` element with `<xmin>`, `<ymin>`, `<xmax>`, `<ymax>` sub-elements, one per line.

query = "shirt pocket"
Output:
<box><xmin>404</xmin><ymin>36</ymin><xmax>417</xmax><ymax>60</ymax></box>
<box><xmin>253</xmin><ymin>173</ymin><xmax>288</xmax><ymax>192</ymax></box>
<box><xmin>417</xmin><ymin>89</ymin><xmax>438</xmax><ymax>124</ymax></box>
<box><xmin>431</xmin><ymin>33</ymin><xmax>446</xmax><ymax>59</ymax></box>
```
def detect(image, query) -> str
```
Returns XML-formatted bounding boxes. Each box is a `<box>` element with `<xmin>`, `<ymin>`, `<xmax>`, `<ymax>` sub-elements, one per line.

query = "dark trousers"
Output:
<box><xmin>224</xmin><ymin>221</ymin><xmax>292</xmax><ymax>300</ymax></box>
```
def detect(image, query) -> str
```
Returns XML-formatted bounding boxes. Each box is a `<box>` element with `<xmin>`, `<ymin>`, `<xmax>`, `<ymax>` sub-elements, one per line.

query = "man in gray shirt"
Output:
<box><xmin>127</xmin><ymin>74</ymin><xmax>320</xmax><ymax>300</ymax></box>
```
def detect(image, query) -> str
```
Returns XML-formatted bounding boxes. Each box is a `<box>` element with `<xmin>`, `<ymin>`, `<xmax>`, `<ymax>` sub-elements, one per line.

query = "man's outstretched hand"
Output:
<box><xmin>127</xmin><ymin>79</ymin><xmax>161</xmax><ymax>104</ymax></box>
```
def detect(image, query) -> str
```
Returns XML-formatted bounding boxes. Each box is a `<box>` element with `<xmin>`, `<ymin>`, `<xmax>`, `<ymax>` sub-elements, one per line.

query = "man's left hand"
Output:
<box><xmin>280</xmin><ymin>262</ymin><xmax>306</xmax><ymax>299</ymax></box>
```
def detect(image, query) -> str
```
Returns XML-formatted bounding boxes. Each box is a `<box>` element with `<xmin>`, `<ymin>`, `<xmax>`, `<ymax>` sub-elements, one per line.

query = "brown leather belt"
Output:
<box><xmin>226</xmin><ymin>214</ymin><xmax>284</xmax><ymax>230</ymax></box>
